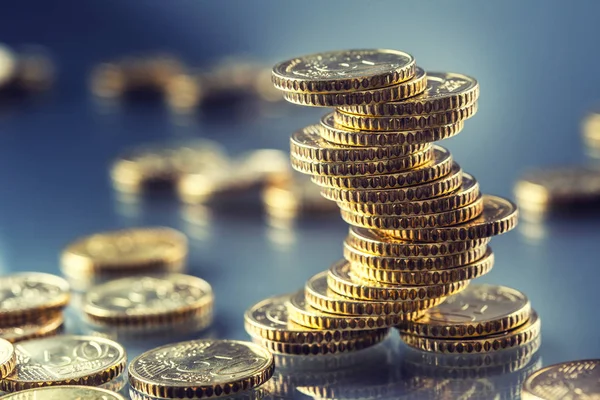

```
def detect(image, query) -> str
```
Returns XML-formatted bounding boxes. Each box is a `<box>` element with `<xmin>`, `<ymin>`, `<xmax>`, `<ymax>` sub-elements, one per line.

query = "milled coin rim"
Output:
<box><xmin>0</xmin><ymin>338</ymin><xmax>15</xmax><ymax>379</ymax></box>
<box><xmin>0</xmin><ymin>313</ymin><xmax>64</xmax><ymax>343</ymax></box>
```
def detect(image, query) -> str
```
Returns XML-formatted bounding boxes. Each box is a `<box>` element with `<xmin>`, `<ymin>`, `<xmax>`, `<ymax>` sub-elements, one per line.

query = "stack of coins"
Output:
<box><xmin>0</xmin><ymin>272</ymin><xmax>69</xmax><ymax>343</ymax></box>
<box><xmin>246</xmin><ymin>49</ymin><xmax>525</xmax><ymax>353</ymax></box>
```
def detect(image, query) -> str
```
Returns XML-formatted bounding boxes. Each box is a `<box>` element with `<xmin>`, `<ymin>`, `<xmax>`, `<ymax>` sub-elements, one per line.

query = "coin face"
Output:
<box><xmin>128</xmin><ymin>339</ymin><xmax>274</xmax><ymax>397</ymax></box>
<box><xmin>84</xmin><ymin>274</ymin><xmax>213</xmax><ymax>324</ymax></box>
<box><xmin>0</xmin><ymin>273</ymin><xmax>70</xmax><ymax>323</ymax></box>
<box><xmin>0</xmin><ymin>385</ymin><xmax>126</xmax><ymax>400</ymax></box>
<box><xmin>61</xmin><ymin>227</ymin><xmax>187</xmax><ymax>274</ymax></box>
<box><xmin>522</xmin><ymin>359</ymin><xmax>600</xmax><ymax>399</ymax></box>
<box><xmin>411</xmin><ymin>72</ymin><xmax>478</xmax><ymax>101</ymax></box>
<box><xmin>0</xmin><ymin>335</ymin><xmax>127</xmax><ymax>392</ymax></box>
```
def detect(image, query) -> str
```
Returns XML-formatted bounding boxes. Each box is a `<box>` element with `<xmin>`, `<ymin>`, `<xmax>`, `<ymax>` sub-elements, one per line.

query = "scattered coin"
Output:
<box><xmin>0</xmin><ymin>313</ymin><xmax>64</xmax><ymax>343</ymax></box>
<box><xmin>521</xmin><ymin>359</ymin><xmax>600</xmax><ymax>400</ymax></box>
<box><xmin>0</xmin><ymin>44</ymin><xmax>17</xmax><ymax>87</ymax></box>
<box><xmin>0</xmin><ymin>386</ymin><xmax>127</xmax><ymax>400</ymax></box>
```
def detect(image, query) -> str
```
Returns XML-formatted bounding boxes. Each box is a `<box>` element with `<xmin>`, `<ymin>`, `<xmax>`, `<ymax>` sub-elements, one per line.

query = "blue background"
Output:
<box><xmin>0</xmin><ymin>1</ymin><xmax>598</xmax><ymax>398</ymax></box>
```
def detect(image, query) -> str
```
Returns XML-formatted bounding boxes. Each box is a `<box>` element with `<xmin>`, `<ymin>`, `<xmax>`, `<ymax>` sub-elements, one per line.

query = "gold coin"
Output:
<box><xmin>282</xmin><ymin>67</ymin><xmax>427</xmax><ymax>107</ymax></box>
<box><xmin>345</xmin><ymin>226</ymin><xmax>491</xmax><ymax>258</ymax></box>
<box><xmin>328</xmin><ymin>260</ymin><xmax>471</xmax><ymax>301</ymax></box>
<box><xmin>333</xmin><ymin>102</ymin><xmax>477</xmax><ymax>131</ymax></box>
<box><xmin>343</xmin><ymin>241</ymin><xmax>488</xmax><ymax>271</ymax></box>
<box><xmin>0</xmin><ymin>44</ymin><xmax>16</xmax><ymax>87</ymax></box>
<box><xmin>0</xmin><ymin>338</ymin><xmax>15</xmax><ymax>379</ymax></box>
<box><xmin>61</xmin><ymin>227</ymin><xmax>188</xmax><ymax>276</ymax></box>
<box><xmin>311</xmin><ymin>146</ymin><xmax>453</xmax><ymax>190</ymax></box>
<box><xmin>339</xmin><ymin>173</ymin><xmax>480</xmax><ymax>216</ymax></box>
<box><xmin>320</xmin><ymin>162</ymin><xmax>461</xmax><ymax>203</ymax></box>
<box><xmin>351</xmin><ymin>247</ymin><xmax>494</xmax><ymax>285</ymax></box>
<box><xmin>339</xmin><ymin>72</ymin><xmax>479</xmax><ymax>116</ymax></box>
<box><xmin>399</xmin><ymin>284</ymin><xmax>531</xmax><ymax>338</ymax></box>
<box><xmin>83</xmin><ymin>274</ymin><xmax>213</xmax><ymax>326</ymax></box>
<box><xmin>319</xmin><ymin>113</ymin><xmax>465</xmax><ymax>147</ymax></box>
<box><xmin>399</xmin><ymin>310</ymin><xmax>540</xmax><ymax>354</ymax></box>
<box><xmin>244</xmin><ymin>294</ymin><xmax>387</xmax><ymax>344</ymax></box>
<box><xmin>521</xmin><ymin>359</ymin><xmax>600</xmax><ymax>400</ymax></box>
<box><xmin>583</xmin><ymin>109</ymin><xmax>600</xmax><ymax>150</ymax></box>
<box><xmin>0</xmin><ymin>313</ymin><xmax>64</xmax><ymax>343</ymax></box>
<box><xmin>305</xmin><ymin>271</ymin><xmax>445</xmax><ymax>316</ymax></box>
<box><xmin>0</xmin><ymin>272</ymin><xmax>70</xmax><ymax>327</ymax></box>
<box><xmin>290</xmin><ymin>124</ymin><xmax>429</xmax><ymax>163</ymax></box>
<box><xmin>129</xmin><ymin>387</ymin><xmax>269</xmax><ymax>400</ymax></box>
<box><xmin>0</xmin><ymin>335</ymin><xmax>127</xmax><ymax>392</ymax></box>
<box><xmin>292</xmin><ymin>144</ymin><xmax>433</xmax><ymax>177</ymax></box>
<box><xmin>128</xmin><ymin>339</ymin><xmax>274</xmax><ymax>399</ymax></box>
<box><xmin>386</xmin><ymin>194</ymin><xmax>518</xmax><ymax>242</ymax></box>
<box><xmin>0</xmin><ymin>386</ymin><xmax>126</xmax><ymax>400</ymax></box>
<box><xmin>340</xmin><ymin>195</ymin><xmax>484</xmax><ymax>230</ymax></box>
<box><xmin>272</xmin><ymin>49</ymin><xmax>416</xmax><ymax>93</ymax></box>
<box><xmin>252</xmin><ymin>329</ymin><xmax>389</xmax><ymax>356</ymax></box>
<box><xmin>286</xmin><ymin>291</ymin><xmax>423</xmax><ymax>331</ymax></box>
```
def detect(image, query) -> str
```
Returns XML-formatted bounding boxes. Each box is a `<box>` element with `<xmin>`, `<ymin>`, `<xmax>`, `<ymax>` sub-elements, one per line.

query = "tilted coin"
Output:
<box><xmin>290</xmin><ymin>124</ymin><xmax>429</xmax><ymax>163</ymax></box>
<box><xmin>0</xmin><ymin>386</ymin><xmax>126</xmax><ymax>400</ymax></box>
<box><xmin>0</xmin><ymin>313</ymin><xmax>64</xmax><ymax>343</ymax></box>
<box><xmin>339</xmin><ymin>173</ymin><xmax>480</xmax><ymax>216</ymax></box>
<box><xmin>128</xmin><ymin>339</ymin><xmax>274</xmax><ymax>399</ymax></box>
<box><xmin>521</xmin><ymin>359</ymin><xmax>600</xmax><ymax>400</ymax></box>
<box><xmin>351</xmin><ymin>248</ymin><xmax>494</xmax><ymax>285</ymax></box>
<box><xmin>305</xmin><ymin>271</ymin><xmax>445</xmax><ymax>316</ymax></box>
<box><xmin>272</xmin><ymin>49</ymin><xmax>416</xmax><ymax>93</ymax></box>
<box><xmin>339</xmin><ymin>72</ymin><xmax>479</xmax><ymax>116</ymax></box>
<box><xmin>291</xmin><ymin>144</ymin><xmax>433</xmax><ymax>177</ymax></box>
<box><xmin>400</xmin><ymin>310</ymin><xmax>540</xmax><ymax>354</ymax></box>
<box><xmin>0</xmin><ymin>338</ymin><xmax>15</xmax><ymax>379</ymax></box>
<box><xmin>83</xmin><ymin>274</ymin><xmax>213</xmax><ymax>326</ymax></box>
<box><xmin>311</xmin><ymin>146</ymin><xmax>454</xmax><ymax>190</ymax></box>
<box><xmin>320</xmin><ymin>162</ymin><xmax>462</xmax><ymax>203</ymax></box>
<box><xmin>319</xmin><ymin>113</ymin><xmax>465</xmax><ymax>147</ymax></box>
<box><xmin>345</xmin><ymin>226</ymin><xmax>491</xmax><ymax>258</ymax></box>
<box><xmin>0</xmin><ymin>335</ymin><xmax>127</xmax><ymax>392</ymax></box>
<box><xmin>339</xmin><ymin>195</ymin><xmax>484</xmax><ymax>230</ymax></box>
<box><xmin>61</xmin><ymin>227</ymin><xmax>188</xmax><ymax>276</ymax></box>
<box><xmin>0</xmin><ymin>272</ymin><xmax>70</xmax><ymax>327</ymax></box>
<box><xmin>286</xmin><ymin>291</ymin><xmax>424</xmax><ymax>331</ymax></box>
<box><xmin>333</xmin><ymin>102</ymin><xmax>477</xmax><ymax>131</ymax></box>
<box><xmin>386</xmin><ymin>195</ymin><xmax>518</xmax><ymax>242</ymax></box>
<box><xmin>328</xmin><ymin>260</ymin><xmax>471</xmax><ymax>301</ymax></box>
<box><xmin>282</xmin><ymin>67</ymin><xmax>427</xmax><ymax>107</ymax></box>
<box><xmin>398</xmin><ymin>284</ymin><xmax>531</xmax><ymax>338</ymax></box>
<box><xmin>244</xmin><ymin>294</ymin><xmax>387</xmax><ymax>343</ymax></box>
<box><xmin>343</xmin><ymin>241</ymin><xmax>488</xmax><ymax>271</ymax></box>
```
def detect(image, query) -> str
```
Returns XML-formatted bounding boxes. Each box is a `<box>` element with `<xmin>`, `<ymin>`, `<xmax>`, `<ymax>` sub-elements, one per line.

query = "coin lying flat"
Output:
<box><xmin>128</xmin><ymin>339</ymin><xmax>274</xmax><ymax>399</ymax></box>
<box><xmin>61</xmin><ymin>227</ymin><xmax>188</xmax><ymax>276</ymax></box>
<box><xmin>339</xmin><ymin>72</ymin><xmax>479</xmax><ymax>116</ymax></box>
<box><xmin>0</xmin><ymin>272</ymin><xmax>70</xmax><ymax>327</ymax></box>
<box><xmin>305</xmin><ymin>272</ymin><xmax>445</xmax><ymax>316</ymax></box>
<box><xmin>83</xmin><ymin>274</ymin><xmax>213</xmax><ymax>326</ymax></box>
<box><xmin>272</xmin><ymin>49</ymin><xmax>416</xmax><ymax>93</ymax></box>
<box><xmin>0</xmin><ymin>338</ymin><xmax>15</xmax><ymax>379</ymax></box>
<box><xmin>0</xmin><ymin>335</ymin><xmax>127</xmax><ymax>392</ymax></box>
<box><xmin>328</xmin><ymin>260</ymin><xmax>471</xmax><ymax>301</ymax></box>
<box><xmin>0</xmin><ymin>385</ymin><xmax>126</xmax><ymax>399</ymax></box>
<box><xmin>400</xmin><ymin>310</ymin><xmax>540</xmax><ymax>354</ymax></box>
<box><xmin>387</xmin><ymin>194</ymin><xmax>518</xmax><ymax>242</ymax></box>
<box><xmin>399</xmin><ymin>284</ymin><xmax>531</xmax><ymax>338</ymax></box>
<box><xmin>521</xmin><ymin>359</ymin><xmax>600</xmax><ymax>400</ymax></box>
<box><xmin>244</xmin><ymin>294</ymin><xmax>387</xmax><ymax>344</ymax></box>
<box><xmin>0</xmin><ymin>313</ymin><xmax>64</xmax><ymax>343</ymax></box>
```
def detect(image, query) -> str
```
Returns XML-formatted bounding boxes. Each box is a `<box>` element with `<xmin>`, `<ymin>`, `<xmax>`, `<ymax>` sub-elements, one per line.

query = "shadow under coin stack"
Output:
<box><xmin>253</xmin><ymin>49</ymin><xmax>525</xmax><ymax>352</ymax></box>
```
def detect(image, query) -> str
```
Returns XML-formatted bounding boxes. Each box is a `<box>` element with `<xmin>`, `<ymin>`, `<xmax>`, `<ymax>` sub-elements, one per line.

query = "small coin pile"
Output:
<box><xmin>245</xmin><ymin>48</ymin><xmax>525</xmax><ymax>354</ymax></box>
<box><xmin>0</xmin><ymin>272</ymin><xmax>69</xmax><ymax>343</ymax></box>
<box><xmin>521</xmin><ymin>359</ymin><xmax>600</xmax><ymax>399</ymax></box>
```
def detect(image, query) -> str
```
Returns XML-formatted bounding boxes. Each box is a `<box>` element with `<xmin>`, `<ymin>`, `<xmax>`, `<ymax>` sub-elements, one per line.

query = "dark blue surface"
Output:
<box><xmin>1</xmin><ymin>1</ymin><xmax>600</xmax><ymax>398</ymax></box>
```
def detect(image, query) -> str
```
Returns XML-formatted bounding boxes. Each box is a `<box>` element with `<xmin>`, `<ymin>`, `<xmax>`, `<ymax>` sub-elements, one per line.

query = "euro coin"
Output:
<box><xmin>521</xmin><ymin>359</ymin><xmax>600</xmax><ymax>400</ymax></box>
<box><xmin>0</xmin><ymin>386</ymin><xmax>126</xmax><ymax>400</ymax></box>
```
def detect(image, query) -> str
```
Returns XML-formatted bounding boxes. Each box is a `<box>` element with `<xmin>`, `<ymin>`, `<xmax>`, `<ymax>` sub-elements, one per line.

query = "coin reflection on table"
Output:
<box><xmin>0</xmin><ymin>386</ymin><xmax>127</xmax><ymax>400</ymax></box>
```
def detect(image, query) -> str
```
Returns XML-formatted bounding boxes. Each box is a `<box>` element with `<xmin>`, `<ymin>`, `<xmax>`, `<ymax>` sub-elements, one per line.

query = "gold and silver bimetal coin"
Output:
<box><xmin>0</xmin><ymin>335</ymin><xmax>127</xmax><ymax>392</ymax></box>
<box><xmin>128</xmin><ymin>339</ymin><xmax>274</xmax><ymax>399</ymax></box>
<box><xmin>521</xmin><ymin>359</ymin><xmax>600</xmax><ymax>400</ymax></box>
<box><xmin>0</xmin><ymin>386</ymin><xmax>126</xmax><ymax>399</ymax></box>
<box><xmin>83</xmin><ymin>273</ymin><xmax>214</xmax><ymax>327</ymax></box>
<box><xmin>0</xmin><ymin>272</ymin><xmax>70</xmax><ymax>328</ymax></box>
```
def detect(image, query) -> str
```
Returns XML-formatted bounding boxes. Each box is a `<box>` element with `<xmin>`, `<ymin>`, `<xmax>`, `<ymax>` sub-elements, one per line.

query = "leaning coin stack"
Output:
<box><xmin>253</xmin><ymin>49</ymin><xmax>524</xmax><ymax>352</ymax></box>
<box><xmin>0</xmin><ymin>272</ymin><xmax>69</xmax><ymax>343</ymax></box>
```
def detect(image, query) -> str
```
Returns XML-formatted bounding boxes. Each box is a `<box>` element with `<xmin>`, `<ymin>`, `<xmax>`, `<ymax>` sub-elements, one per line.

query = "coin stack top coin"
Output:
<box><xmin>244</xmin><ymin>48</ymin><xmax>532</xmax><ymax>356</ymax></box>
